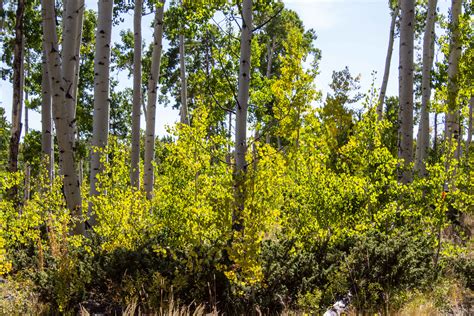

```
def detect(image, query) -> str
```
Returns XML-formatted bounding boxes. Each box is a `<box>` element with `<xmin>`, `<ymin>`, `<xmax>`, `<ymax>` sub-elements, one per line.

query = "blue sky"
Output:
<box><xmin>0</xmin><ymin>0</ymin><xmax>452</xmax><ymax>135</ymax></box>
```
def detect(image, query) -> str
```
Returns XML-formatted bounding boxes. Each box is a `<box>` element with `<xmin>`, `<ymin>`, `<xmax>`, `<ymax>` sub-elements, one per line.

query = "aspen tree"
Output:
<box><xmin>144</xmin><ymin>0</ymin><xmax>165</xmax><ymax>200</ymax></box>
<box><xmin>445</xmin><ymin>0</ymin><xmax>462</xmax><ymax>160</ymax></box>
<box><xmin>62</xmin><ymin>0</ymin><xmax>84</xmax><ymax>145</ymax></box>
<box><xmin>466</xmin><ymin>95</ymin><xmax>473</xmax><ymax>157</ymax></box>
<box><xmin>90</xmin><ymin>0</ymin><xmax>114</xmax><ymax>226</ymax></box>
<box><xmin>41</xmin><ymin>0</ymin><xmax>84</xmax><ymax>234</ymax></box>
<box><xmin>179</xmin><ymin>33</ymin><xmax>189</xmax><ymax>125</ymax></box>
<box><xmin>41</xmin><ymin>52</ymin><xmax>53</xmax><ymax>184</ymax></box>
<box><xmin>23</xmin><ymin>56</ymin><xmax>29</xmax><ymax>201</ymax></box>
<box><xmin>233</xmin><ymin>0</ymin><xmax>253</xmax><ymax>231</ymax></box>
<box><xmin>414</xmin><ymin>0</ymin><xmax>437</xmax><ymax>177</ymax></box>
<box><xmin>377</xmin><ymin>3</ymin><xmax>399</xmax><ymax>119</ymax></box>
<box><xmin>397</xmin><ymin>0</ymin><xmax>415</xmax><ymax>183</ymax></box>
<box><xmin>130</xmin><ymin>0</ymin><xmax>142</xmax><ymax>189</ymax></box>
<box><xmin>8</xmin><ymin>0</ymin><xmax>24</xmax><ymax>177</ymax></box>
<box><xmin>7</xmin><ymin>0</ymin><xmax>24</xmax><ymax>203</ymax></box>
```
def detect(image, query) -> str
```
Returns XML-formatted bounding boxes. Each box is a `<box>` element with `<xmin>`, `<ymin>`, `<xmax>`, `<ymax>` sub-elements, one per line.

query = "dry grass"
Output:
<box><xmin>0</xmin><ymin>277</ymin><xmax>47</xmax><ymax>314</ymax></box>
<box><xmin>79</xmin><ymin>301</ymin><xmax>213</xmax><ymax>316</ymax></box>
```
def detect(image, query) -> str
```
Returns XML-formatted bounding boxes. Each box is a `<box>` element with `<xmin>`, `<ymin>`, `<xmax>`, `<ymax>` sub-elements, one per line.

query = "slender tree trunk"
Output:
<box><xmin>397</xmin><ymin>0</ymin><xmax>415</xmax><ymax>184</ymax></box>
<box><xmin>144</xmin><ymin>0</ymin><xmax>165</xmax><ymax>200</ymax></box>
<box><xmin>179</xmin><ymin>33</ymin><xmax>189</xmax><ymax>125</ymax></box>
<box><xmin>79</xmin><ymin>159</ymin><xmax>83</xmax><ymax>185</ymax></box>
<box><xmin>142</xmin><ymin>89</ymin><xmax>147</xmax><ymax>121</ymax></box>
<box><xmin>130</xmin><ymin>0</ymin><xmax>142</xmax><ymax>189</ymax></box>
<box><xmin>24</xmin><ymin>100</ymin><xmax>30</xmax><ymax>200</ymax></box>
<box><xmin>71</xmin><ymin>0</ymin><xmax>85</xmax><ymax>143</ymax></box>
<box><xmin>62</xmin><ymin>0</ymin><xmax>84</xmax><ymax>146</ymax></box>
<box><xmin>414</xmin><ymin>0</ymin><xmax>437</xmax><ymax>177</ymax></box>
<box><xmin>178</xmin><ymin>0</ymin><xmax>188</xmax><ymax>125</ymax></box>
<box><xmin>89</xmin><ymin>0</ymin><xmax>114</xmax><ymax>227</ymax></box>
<box><xmin>42</xmin><ymin>0</ymin><xmax>84</xmax><ymax>235</ymax></box>
<box><xmin>41</xmin><ymin>51</ymin><xmax>53</xmax><ymax>184</ymax></box>
<box><xmin>266</xmin><ymin>37</ymin><xmax>274</xmax><ymax>79</ymax></box>
<box><xmin>377</xmin><ymin>5</ymin><xmax>399</xmax><ymax>119</ymax></box>
<box><xmin>24</xmin><ymin>56</ymin><xmax>30</xmax><ymax>200</ymax></box>
<box><xmin>8</xmin><ymin>0</ymin><xmax>24</xmax><ymax>203</ymax></box>
<box><xmin>8</xmin><ymin>0</ymin><xmax>25</xmax><ymax>174</ymax></box>
<box><xmin>226</xmin><ymin>111</ymin><xmax>232</xmax><ymax>165</ymax></box>
<box><xmin>434</xmin><ymin>112</ymin><xmax>438</xmax><ymax>156</ymax></box>
<box><xmin>233</xmin><ymin>0</ymin><xmax>253</xmax><ymax>232</ymax></box>
<box><xmin>205</xmin><ymin>31</ymin><xmax>210</xmax><ymax>77</ymax></box>
<box><xmin>445</xmin><ymin>0</ymin><xmax>462</xmax><ymax>160</ymax></box>
<box><xmin>466</xmin><ymin>96</ymin><xmax>473</xmax><ymax>158</ymax></box>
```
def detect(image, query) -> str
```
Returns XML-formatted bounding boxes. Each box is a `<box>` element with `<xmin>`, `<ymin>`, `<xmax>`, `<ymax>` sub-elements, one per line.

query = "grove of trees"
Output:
<box><xmin>0</xmin><ymin>0</ymin><xmax>472</xmax><ymax>314</ymax></box>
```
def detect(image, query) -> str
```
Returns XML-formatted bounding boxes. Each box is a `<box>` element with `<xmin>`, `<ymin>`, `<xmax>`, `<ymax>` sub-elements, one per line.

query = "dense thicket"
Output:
<box><xmin>0</xmin><ymin>0</ymin><xmax>472</xmax><ymax>314</ymax></box>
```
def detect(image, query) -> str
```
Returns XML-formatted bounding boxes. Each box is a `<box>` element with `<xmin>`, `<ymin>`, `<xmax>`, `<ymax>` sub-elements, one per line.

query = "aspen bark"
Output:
<box><xmin>414</xmin><ymin>0</ymin><xmax>437</xmax><ymax>177</ymax></box>
<box><xmin>42</xmin><ymin>0</ymin><xmax>84</xmax><ymax>235</ymax></box>
<box><xmin>466</xmin><ymin>95</ymin><xmax>473</xmax><ymax>157</ymax></box>
<box><xmin>24</xmin><ymin>57</ymin><xmax>30</xmax><ymax>200</ymax></box>
<box><xmin>397</xmin><ymin>0</ymin><xmax>415</xmax><ymax>184</ymax></box>
<box><xmin>8</xmin><ymin>0</ymin><xmax>24</xmax><ymax>204</ymax></box>
<box><xmin>445</xmin><ymin>0</ymin><xmax>462</xmax><ymax>160</ymax></box>
<box><xmin>233</xmin><ymin>0</ymin><xmax>253</xmax><ymax>232</ymax></box>
<box><xmin>24</xmin><ymin>101</ymin><xmax>30</xmax><ymax>200</ymax></box>
<box><xmin>377</xmin><ymin>5</ymin><xmax>399</xmax><ymax>119</ymax></box>
<box><xmin>179</xmin><ymin>33</ymin><xmax>189</xmax><ymax>125</ymax></box>
<box><xmin>144</xmin><ymin>0</ymin><xmax>165</xmax><ymax>200</ymax></box>
<box><xmin>8</xmin><ymin>0</ymin><xmax>25</xmax><ymax>176</ymax></box>
<box><xmin>130</xmin><ymin>0</ymin><xmax>142</xmax><ymax>189</ymax></box>
<box><xmin>62</xmin><ymin>0</ymin><xmax>84</xmax><ymax>145</ymax></box>
<box><xmin>41</xmin><ymin>51</ymin><xmax>53</xmax><ymax>184</ymax></box>
<box><xmin>226</xmin><ymin>112</ymin><xmax>232</xmax><ymax>165</ymax></box>
<box><xmin>89</xmin><ymin>0</ymin><xmax>114</xmax><ymax>226</ymax></box>
<box><xmin>71</xmin><ymin>0</ymin><xmax>85</xmax><ymax>137</ymax></box>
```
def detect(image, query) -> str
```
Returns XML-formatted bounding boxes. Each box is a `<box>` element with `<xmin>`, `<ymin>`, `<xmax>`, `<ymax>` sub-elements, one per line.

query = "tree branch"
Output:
<box><xmin>252</xmin><ymin>6</ymin><xmax>283</xmax><ymax>33</ymax></box>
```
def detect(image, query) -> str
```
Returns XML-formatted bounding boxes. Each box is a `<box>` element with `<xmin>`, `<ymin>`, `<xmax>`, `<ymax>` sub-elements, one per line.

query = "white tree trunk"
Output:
<box><xmin>233</xmin><ymin>0</ymin><xmax>253</xmax><ymax>231</ymax></box>
<box><xmin>144</xmin><ymin>0</ymin><xmax>165</xmax><ymax>200</ymax></box>
<box><xmin>42</xmin><ymin>0</ymin><xmax>84</xmax><ymax>235</ymax></box>
<box><xmin>466</xmin><ymin>95</ymin><xmax>473</xmax><ymax>157</ymax></box>
<box><xmin>62</xmin><ymin>0</ymin><xmax>84</xmax><ymax>145</ymax></box>
<box><xmin>414</xmin><ymin>0</ymin><xmax>437</xmax><ymax>177</ymax></box>
<box><xmin>130</xmin><ymin>0</ymin><xmax>142</xmax><ymax>189</ymax></box>
<box><xmin>24</xmin><ymin>56</ymin><xmax>30</xmax><ymax>201</ymax></box>
<box><xmin>397</xmin><ymin>0</ymin><xmax>415</xmax><ymax>184</ymax></box>
<box><xmin>41</xmin><ymin>51</ymin><xmax>53</xmax><ymax>184</ymax></box>
<box><xmin>377</xmin><ymin>5</ymin><xmax>399</xmax><ymax>119</ymax></box>
<box><xmin>24</xmin><ymin>94</ymin><xmax>30</xmax><ymax>200</ymax></box>
<box><xmin>8</xmin><ymin>0</ymin><xmax>24</xmax><ymax>176</ymax></box>
<box><xmin>71</xmin><ymin>0</ymin><xmax>85</xmax><ymax>142</ymax></box>
<box><xmin>179</xmin><ymin>33</ymin><xmax>189</xmax><ymax>125</ymax></box>
<box><xmin>226</xmin><ymin>111</ymin><xmax>232</xmax><ymax>165</ymax></box>
<box><xmin>445</xmin><ymin>0</ymin><xmax>462</xmax><ymax>160</ymax></box>
<box><xmin>89</xmin><ymin>0</ymin><xmax>114</xmax><ymax>226</ymax></box>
